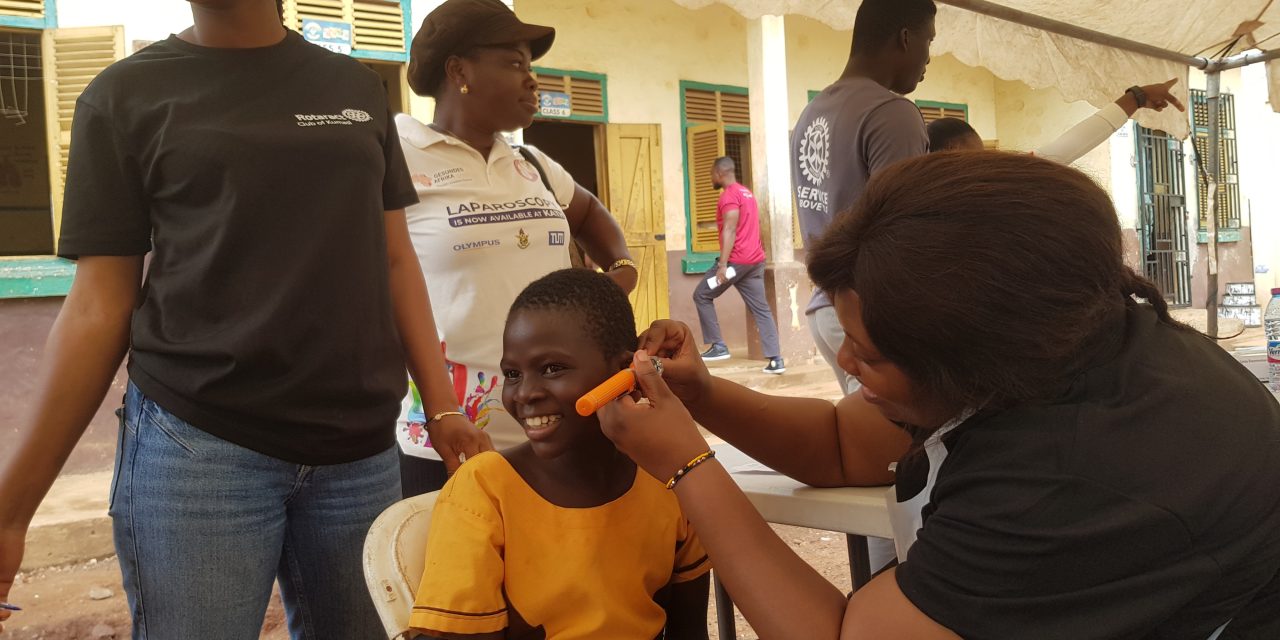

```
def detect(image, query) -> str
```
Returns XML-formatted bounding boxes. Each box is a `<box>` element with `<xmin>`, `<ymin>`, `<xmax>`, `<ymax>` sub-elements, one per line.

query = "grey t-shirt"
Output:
<box><xmin>791</xmin><ymin>77</ymin><xmax>927</xmax><ymax>311</ymax></box>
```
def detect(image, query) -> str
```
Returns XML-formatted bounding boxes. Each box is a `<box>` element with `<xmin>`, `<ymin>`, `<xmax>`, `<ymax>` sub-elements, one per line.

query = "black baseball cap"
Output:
<box><xmin>408</xmin><ymin>0</ymin><xmax>556</xmax><ymax>96</ymax></box>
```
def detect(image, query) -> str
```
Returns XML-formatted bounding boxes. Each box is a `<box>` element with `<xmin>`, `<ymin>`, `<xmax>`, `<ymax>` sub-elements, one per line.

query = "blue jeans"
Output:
<box><xmin>110</xmin><ymin>382</ymin><xmax>400</xmax><ymax>639</ymax></box>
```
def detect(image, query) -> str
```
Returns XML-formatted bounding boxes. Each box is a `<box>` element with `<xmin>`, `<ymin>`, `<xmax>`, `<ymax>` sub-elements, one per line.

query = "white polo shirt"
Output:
<box><xmin>394</xmin><ymin>113</ymin><xmax>576</xmax><ymax>459</ymax></box>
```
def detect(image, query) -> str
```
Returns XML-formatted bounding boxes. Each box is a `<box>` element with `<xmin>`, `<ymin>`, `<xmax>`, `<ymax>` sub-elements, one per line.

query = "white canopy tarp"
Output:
<box><xmin>671</xmin><ymin>0</ymin><xmax>1280</xmax><ymax>138</ymax></box>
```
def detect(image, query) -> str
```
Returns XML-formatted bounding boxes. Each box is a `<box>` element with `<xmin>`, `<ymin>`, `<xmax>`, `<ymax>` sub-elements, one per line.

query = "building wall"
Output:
<box><xmin>993</xmin><ymin>78</ymin><xmax>1113</xmax><ymax>189</ymax></box>
<box><xmin>512</xmin><ymin>0</ymin><xmax>754</xmax><ymax>349</ymax></box>
<box><xmin>517</xmin><ymin>0</ymin><xmax>751</xmax><ymax>254</ymax></box>
<box><xmin>0</xmin><ymin>298</ymin><xmax>125</xmax><ymax>476</ymax></box>
<box><xmin>1233</xmin><ymin>64</ymin><xmax>1280</xmax><ymax>301</ymax></box>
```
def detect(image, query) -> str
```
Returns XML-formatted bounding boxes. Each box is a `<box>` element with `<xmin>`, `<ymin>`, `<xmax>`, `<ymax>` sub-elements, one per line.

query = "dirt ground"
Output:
<box><xmin>1</xmin><ymin>524</ymin><xmax>849</xmax><ymax>640</ymax></box>
<box><xmin>1</xmin><ymin>557</ymin><xmax>289</xmax><ymax>640</ymax></box>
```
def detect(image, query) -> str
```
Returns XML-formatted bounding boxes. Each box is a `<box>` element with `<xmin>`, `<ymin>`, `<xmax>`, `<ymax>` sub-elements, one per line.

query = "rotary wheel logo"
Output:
<box><xmin>798</xmin><ymin>117</ymin><xmax>831</xmax><ymax>186</ymax></box>
<box><xmin>342</xmin><ymin>109</ymin><xmax>372</xmax><ymax>122</ymax></box>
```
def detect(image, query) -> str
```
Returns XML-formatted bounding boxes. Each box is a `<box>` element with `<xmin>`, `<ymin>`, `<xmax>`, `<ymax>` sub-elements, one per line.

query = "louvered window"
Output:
<box><xmin>535</xmin><ymin>71</ymin><xmax>606</xmax><ymax>120</ymax></box>
<box><xmin>352</xmin><ymin>0</ymin><xmax>405</xmax><ymax>53</ymax></box>
<box><xmin>682</xmin><ymin>84</ymin><xmax>802</xmax><ymax>258</ymax></box>
<box><xmin>1190</xmin><ymin>89</ymin><xmax>1241</xmax><ymax>230</ymax></box>
<box><xmin>0</xmin><ymin>0</ymin><xmax>44</xmax><ymax>21</ymax></box>
<box><xmin>41</xmin><ymin>27</ymin><xmax>125</xmax><ymax>249</ymax></box>
<box><xmin>284</xmin><ymin>0</ymin><xmax>406</xmax><ymax>54</ymax></box>
<box><xmin>684</xmin><ymin>87</ymin><xmax>749</xmax><ymax>127</ymax></box>
<box><xmin>686</xmin><ymin>124</ymin><xmax>725</xmax><ymax>254</ymax></box>
<box><xmin>917</xmin><ymin>101</ymin><xmax>995</xmax><ymax>149</ymax></box>
<box><xmin>916</xmin><ymin>101</ymin><xmax>968</xmax><ymax>124</ymax></box>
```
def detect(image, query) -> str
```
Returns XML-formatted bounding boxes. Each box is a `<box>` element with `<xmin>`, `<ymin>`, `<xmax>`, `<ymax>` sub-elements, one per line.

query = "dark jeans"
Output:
<box><xmin>692</xmin><ymin>260</ymin><xmax>781</xmax><ymax>359</ymax></box>
<box><xmin>113</xmin><ymin>382</ymin><xmax>398</xmax><ymax>639</ymax></box>
<box><xmin>398</xmin><ymin>448</ymin><xmax>449</xmax><ymax>498</ymax></box>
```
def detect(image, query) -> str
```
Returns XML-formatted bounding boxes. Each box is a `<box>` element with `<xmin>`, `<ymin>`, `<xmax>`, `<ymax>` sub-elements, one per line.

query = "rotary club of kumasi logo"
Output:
<box><xmin>798</xmin><ymin>116</ymin><xmax>831</xmax><ymax>186</ymax></box>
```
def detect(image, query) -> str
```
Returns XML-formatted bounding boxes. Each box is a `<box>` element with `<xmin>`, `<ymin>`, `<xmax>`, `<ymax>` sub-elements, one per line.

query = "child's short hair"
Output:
<box><xmin>927</xmin><ymin>117</ymin><xmax>980</xmax><ymax>153</ymax></box>
<box><xmin>509</xmin><ymin>269</ymin><xmax>637</xmax><ymax>360</ymax></box>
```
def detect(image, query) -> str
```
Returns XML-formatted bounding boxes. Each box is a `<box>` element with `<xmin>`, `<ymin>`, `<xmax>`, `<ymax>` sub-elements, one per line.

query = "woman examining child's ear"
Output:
<box><xmin>599</xmin><ymin>152</ymin><xmax>1280</xmax><ymax>639</ymax></box>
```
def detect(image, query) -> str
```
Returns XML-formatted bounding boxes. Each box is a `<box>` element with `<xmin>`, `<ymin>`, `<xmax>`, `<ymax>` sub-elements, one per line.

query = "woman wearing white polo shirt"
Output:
<box><xmin>394</xmin><ymin>0</ymin><xmax>637</xmax><ymax>495</ymax></box>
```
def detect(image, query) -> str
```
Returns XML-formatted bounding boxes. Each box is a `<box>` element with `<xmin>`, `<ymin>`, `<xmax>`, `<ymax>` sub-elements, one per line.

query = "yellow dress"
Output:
<box><xmin>409</xmin><ymin>451</ymin><xmax>711</xmax><ymax>638</ymax></box>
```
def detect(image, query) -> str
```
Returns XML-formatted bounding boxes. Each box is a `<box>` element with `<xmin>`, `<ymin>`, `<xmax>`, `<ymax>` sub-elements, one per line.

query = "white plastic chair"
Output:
<box><xmin>362</xmin><ymin>491</ymin><xmax>439</xmax><ymax>639</ymax></box>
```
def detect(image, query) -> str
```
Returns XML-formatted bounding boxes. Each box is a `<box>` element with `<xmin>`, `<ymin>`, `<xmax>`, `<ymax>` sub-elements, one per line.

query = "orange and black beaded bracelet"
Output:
<box><xmin>665</xmin><ymin>450</ymin><xmax>717</xmax><ymax>490</ymax></box>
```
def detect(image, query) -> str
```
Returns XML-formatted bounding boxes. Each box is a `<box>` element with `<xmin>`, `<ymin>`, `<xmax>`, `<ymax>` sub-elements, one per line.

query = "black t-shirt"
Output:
<box><xmin>896</xmin><ymin>305</ymin><xmax>1280</xmax><ymax>639</ymax></box>
<box><xmin>58</xmin><ymin>32</ymin><xmax>419</xmax><ymax>465</ymax></box>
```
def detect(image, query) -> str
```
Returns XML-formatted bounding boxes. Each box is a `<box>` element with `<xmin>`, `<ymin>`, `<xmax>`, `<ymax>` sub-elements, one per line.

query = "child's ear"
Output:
<box><xmin>618</xmin><ymin>351</ymin><xmax>635</xmax><ymax>370</ymax></box>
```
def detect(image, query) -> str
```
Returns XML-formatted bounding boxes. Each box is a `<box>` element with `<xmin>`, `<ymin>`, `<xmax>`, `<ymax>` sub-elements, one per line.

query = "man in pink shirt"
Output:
<box><xmin>693</xmin><ymin>157</ymin><xmax>784</xmax><ymax>374</ymax></box>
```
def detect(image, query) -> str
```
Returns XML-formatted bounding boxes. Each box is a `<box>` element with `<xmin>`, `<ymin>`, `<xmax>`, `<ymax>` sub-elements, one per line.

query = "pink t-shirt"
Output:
<box><xmin>716</xmin><ymin>182</ymin><xmax>766</xmax><ymax>265</ymax></box>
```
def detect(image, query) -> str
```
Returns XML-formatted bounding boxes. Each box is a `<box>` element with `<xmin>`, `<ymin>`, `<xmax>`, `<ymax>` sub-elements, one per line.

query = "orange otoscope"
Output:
<box><xmin>575</xmin><ymin>358</ymin><xmax>664</xmax><ymax>416</ymax></box>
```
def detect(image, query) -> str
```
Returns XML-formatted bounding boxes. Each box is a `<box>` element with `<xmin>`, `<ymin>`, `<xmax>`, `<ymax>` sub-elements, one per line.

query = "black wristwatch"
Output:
<box><xmin>1126</xmin><ymin>85</ymin><xmax>1148</xmax><ymax>108</ymax></box>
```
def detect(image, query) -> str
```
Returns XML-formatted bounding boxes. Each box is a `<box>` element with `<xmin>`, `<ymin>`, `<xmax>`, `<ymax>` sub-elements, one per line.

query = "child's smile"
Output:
<box><xmin>501</xmin><ymin>308</ymin><xmax>625</xmax><ymax>459</ymax></box>
<box><xmin>520</xmin><ymin>413</ymin><xmax>562</xmax><ymax>442</ymax></box>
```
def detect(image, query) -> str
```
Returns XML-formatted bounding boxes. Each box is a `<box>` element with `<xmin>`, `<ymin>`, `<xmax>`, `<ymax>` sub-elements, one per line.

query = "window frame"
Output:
<box><xmin>679</xmin><ymin>80</ymin><xmax>749</xmax><ymax>273</ymax></box>
<box><xmin>532</xmin><ymin>66</ymin><xmax>609</xmax><ymax>124</ymax></box>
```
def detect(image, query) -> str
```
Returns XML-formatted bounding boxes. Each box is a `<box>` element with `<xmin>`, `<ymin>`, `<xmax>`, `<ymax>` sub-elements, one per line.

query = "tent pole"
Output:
<box><xmin>935</xmin><ymin>0</ymin><xmax>1209</xmax><ymax>68</ymax></box>
<box><xmin>1204</xmin><ymin>72</ymin><xmax>1222</xmax><ymax>337</ymax></box>
<box><xmin>1208</xmin><ymin>48</ymin><xmax>1280</xmax><ymax>72</ymax></box>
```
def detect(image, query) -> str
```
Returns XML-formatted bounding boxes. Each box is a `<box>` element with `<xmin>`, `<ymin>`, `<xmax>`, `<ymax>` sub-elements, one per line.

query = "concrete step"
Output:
<box><xmin>22</xmin><ymin>470</ymin><xmax>114</xmax><ymax>572</ymax></box>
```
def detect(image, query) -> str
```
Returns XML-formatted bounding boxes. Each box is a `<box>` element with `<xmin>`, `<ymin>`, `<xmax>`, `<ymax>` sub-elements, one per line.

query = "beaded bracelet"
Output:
<box><xmin>665</xmin><ymin>450</ymin><xmax>717</xmax><ymax>490</ymax></box>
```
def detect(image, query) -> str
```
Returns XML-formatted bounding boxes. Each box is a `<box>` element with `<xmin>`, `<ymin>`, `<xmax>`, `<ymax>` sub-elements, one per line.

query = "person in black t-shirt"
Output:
<box><xmin>598</xmin><ymin>152</ymin><xmax>1280</xmax><ymax>639</ymax></box>
<box><xmin>0</xmin><ymin>1</ymin><xmax>491</xmax><ymax>637</ymax></box>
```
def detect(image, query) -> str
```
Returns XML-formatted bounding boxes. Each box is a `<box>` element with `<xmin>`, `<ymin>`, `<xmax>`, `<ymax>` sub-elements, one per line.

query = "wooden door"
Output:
<box><xmin>605</xmin><ymin>124</ymin><xmax>668</xmax><ymax>334</ymax></box>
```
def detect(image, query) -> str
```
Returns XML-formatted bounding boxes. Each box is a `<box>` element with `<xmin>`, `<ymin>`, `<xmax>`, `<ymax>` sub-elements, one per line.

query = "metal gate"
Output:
<box><xmin>1134</xmin><ymin>124</ymin><xmax>1192</xmax><ymax>307</ymax></box>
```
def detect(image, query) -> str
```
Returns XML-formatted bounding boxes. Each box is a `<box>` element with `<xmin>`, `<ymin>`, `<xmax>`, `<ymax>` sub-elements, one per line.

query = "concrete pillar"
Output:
<box><xmin>743</xmin><ymin>15</ymin><xmax>812</xmax><ymax>363</ymax></box>
<box><xmin>747</xmin><ymin>15</ymin><xmax>795</xmax><ymax>265</ymax></box>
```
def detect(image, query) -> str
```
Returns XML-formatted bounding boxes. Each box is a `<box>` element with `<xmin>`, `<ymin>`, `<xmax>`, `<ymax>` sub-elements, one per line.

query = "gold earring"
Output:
<box><xmin>460</xmin><ymin>84</ymin><xmax>469</xmax><ymax>95</ymax></box>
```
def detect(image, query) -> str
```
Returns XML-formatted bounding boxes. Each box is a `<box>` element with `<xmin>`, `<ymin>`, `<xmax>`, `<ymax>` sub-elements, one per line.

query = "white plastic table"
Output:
<box><xmin>712</xmin><ymin>444</ymin><xmax>894</xmax><ymax>639</ymax></box>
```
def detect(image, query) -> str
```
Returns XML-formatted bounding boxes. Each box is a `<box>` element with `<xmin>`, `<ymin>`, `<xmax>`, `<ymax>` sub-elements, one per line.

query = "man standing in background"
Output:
<box><xmin>791</xmin><ymin>0</ymin><xmax>936</xmax><ymax>394</ymax></box>
<box><xmin>693</xmin><ymin>157</ymin><xmax>785</xmax><ymax>375</ymax></box>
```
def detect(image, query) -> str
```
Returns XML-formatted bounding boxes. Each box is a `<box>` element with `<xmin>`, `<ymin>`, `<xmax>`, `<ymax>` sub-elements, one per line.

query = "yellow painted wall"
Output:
<box><xmin>1229</xmin><ymin>65</ymin><xmax>1280</xmax><ymax>296</ymax></box>
<box><xmin>517</xmin><ymin>0</ymin><xmax>750</xmax><ymax>252</ymax></box>
<box><xmin>993</xmin><ymin>78</ymin><xmax>1112</xmax><ymax>189</ymax></box>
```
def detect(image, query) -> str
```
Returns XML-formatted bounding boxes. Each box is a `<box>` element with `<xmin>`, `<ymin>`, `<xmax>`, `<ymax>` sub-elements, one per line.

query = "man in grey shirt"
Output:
<box><xmin>792</xmin><ymin>0</ymin><xmax>936</xmax><ymax>395</ymax></box>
